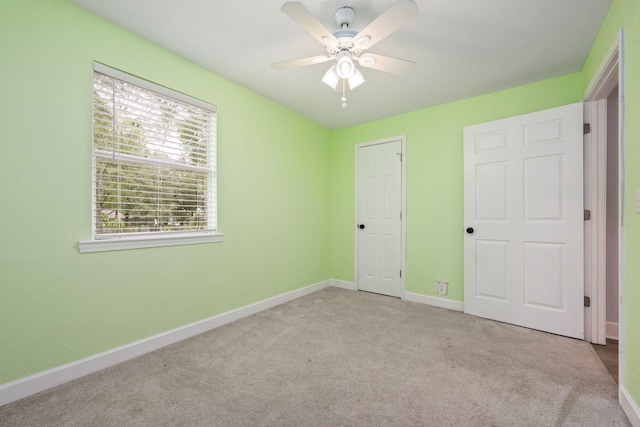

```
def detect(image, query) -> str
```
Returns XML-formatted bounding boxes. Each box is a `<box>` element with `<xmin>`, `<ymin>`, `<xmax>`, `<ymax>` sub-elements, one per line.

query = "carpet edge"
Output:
<box><xmin>0</xmin><ymin>279</ymin><xmax>331</xmax><ymax>407</ymax></box>
<box><xmin>330</xmin><ymin>279</ymin><xmax>357</xmax><ymax>290</ymax></box>
<box><xmin>404</xmin><ymin>291</ymin><xmax>464</xmax><ymax>312</ymax></box>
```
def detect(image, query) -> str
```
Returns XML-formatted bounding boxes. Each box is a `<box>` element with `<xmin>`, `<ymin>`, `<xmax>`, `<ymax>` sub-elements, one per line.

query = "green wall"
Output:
<box><xmin>330</xmin><ymin>74</ymin><xmax>583</xmax><ymax>300</ymax></box>
<box><xmin>2</xmin><ymin>0</ymin><xmax>639</xmax><ymax>415</ymax></box>
<box><xmin>0</xmin><ymin>0</ymin><xmax>330</xmax><ymax>384</ymax></box>
<box><xmin>330</xmin><ymin>0</ymin><xmax>640</xmax><ymax>409</ymax></box>
<box><xmin>581</xmin><ymin>0</ymin><xmax>640</xmax><ymax>407</ymax></box>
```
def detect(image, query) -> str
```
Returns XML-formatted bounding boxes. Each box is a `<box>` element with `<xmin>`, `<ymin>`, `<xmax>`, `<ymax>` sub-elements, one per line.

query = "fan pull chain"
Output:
<box><xmin>341</xmin><ymin>79</ymin><xmax>347</xmax><ymax>108</ymax></box>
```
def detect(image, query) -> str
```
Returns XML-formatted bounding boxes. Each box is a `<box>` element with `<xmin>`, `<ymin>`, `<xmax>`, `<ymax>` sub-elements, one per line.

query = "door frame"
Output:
<box><xmin>583</xmin><ymin>29</ymin><xmax>625</xmax><ymax>384</ymax></box>
<box><xmin>583</xmin><ymin>98</ymin><xmax>608</xmax><ymax>345</ymax></box>
<box><xmin>354</xmin><ymin>135</ymin><xmax>407</xmax><ymax>297</ymax></box>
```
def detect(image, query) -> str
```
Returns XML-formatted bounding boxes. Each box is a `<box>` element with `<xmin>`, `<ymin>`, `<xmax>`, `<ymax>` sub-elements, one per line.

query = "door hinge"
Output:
<box><xmin>400</xmin><ymin>211</ymin><xmax>402</xmax><ymax>220</ymax></box>
<box><xmin>584</xmin><ymin>210</ymin><xmax>591</xmax><ymax>221</ymax></box>
<box><xmin>583</xmin><ymin>123</ymin><xmax>591</xmax><ymax>135</ymax></box>
<box><xmin>584</xmin><ymin>296</ymin><xmax>591</xmax><ymax>307</ymax></box>
<box><xmin>400</xmin><ymin>270</ymin><xmax>402</xmax><ymax>278</ymax></box>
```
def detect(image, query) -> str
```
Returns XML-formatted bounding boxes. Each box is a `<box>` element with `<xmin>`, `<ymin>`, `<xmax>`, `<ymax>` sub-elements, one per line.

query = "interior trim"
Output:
<box><xmin>620</xmin><ymin>386</ymin><xmax>640</xmax><ymax>427</ymax></box>
<box><xmin>0</xmin><ymin>279</ymin><xmax>330</xmax><ymax>407</ymax></box>
<box><xmin>403</xmin><ymin>292</ymin><xmax>464</xmax><ymax>312</ymax></box>
<box><xmin>331</xmin><ymin>279</ymin><xmax>357</xmax><ymax>291</ymax></box>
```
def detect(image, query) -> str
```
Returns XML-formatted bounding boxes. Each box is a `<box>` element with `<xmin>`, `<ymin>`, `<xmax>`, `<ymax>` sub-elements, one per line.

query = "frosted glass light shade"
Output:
<box><xmin>321</xmin><ymin>66</ymin><xmax>339</xmax><ymax>89</ymax></box>
<box><xmin>336</xmin><ymin>51</ymin><xmax>355</xmax><ymax>79</ymax></box>
<box><xmin>348</xmin><ymin>68</ymin><xmax>365</xmax><ymax>90</ymax></box>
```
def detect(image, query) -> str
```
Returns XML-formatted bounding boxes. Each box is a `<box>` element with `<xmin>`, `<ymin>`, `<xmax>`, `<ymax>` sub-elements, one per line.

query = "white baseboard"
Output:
<box><xmin>0</xmin><ymin>279</ymin><xmax>331</xmax><ymax>407</ymax></box>
<box><xmin>331</xmin><ymin>279</ymin><xmax>357</xmax><ymax>291</ymax></box>
<box><xmin>403</xmin><ymin>292</ymin><xmax>464</xmax><ymax>312</ymax></box>
<box><xmin>621</xmin><ymin>386</ymin><xmax>640</xmax><ymax>427</ymax></box>
<box><xmin>607</xmin><ymin>321</ymin><xmax>619</xmax><ymax>341</ymax></box>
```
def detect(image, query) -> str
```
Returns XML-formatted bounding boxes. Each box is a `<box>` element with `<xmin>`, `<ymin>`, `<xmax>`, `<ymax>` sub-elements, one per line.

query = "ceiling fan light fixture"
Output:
<box><xmin>348</xmin><ymin>68</ymin><xmax>365</xmax><ymax>90</ymax></box>
<box><xmin>336</xmin><ymin>51</ymin><xmax>355</xmax><ymax>79</ymax></box>
<box><xmin>354</xmin><ymin>35</ymin><xmax>371</xmax><ymax>49</ymax></box>
<box><xmin>359</xmin><ymin>55</ymin><xmax>377</xmax><ymax>66</ymax></box>
<box><xmin>334</xmin><ymin>6</ymin><xmax>356</xmax><ymax>28</ymax></box>
<box><xmin>276</xmin><ymin>1</ymin><xmax>419</xmax><ymax>107</ymax></box>
<box><xmin>311</xmin><ymin>56</ymin><xmax>329</xmax><ymax>64</ymax></box>
<box><xmin>321</xmin><ymin>35</ymin><xmax>337</xmax><ymax>50</ymax></box>
<box><xmin>321</xmin><ymin>65</ymin><xmax>340</xmax><ymax>89</ymax></box>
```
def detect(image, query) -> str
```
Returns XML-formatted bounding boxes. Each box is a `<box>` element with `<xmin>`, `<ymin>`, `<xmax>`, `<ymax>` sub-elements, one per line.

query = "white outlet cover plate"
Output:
<box><xmin>437</xmin><ymin>281</ymin><xmax>448</xmax><ymax>295</ymax></box>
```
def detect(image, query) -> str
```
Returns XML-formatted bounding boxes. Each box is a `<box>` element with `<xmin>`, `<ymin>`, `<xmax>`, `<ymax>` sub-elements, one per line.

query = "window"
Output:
<box><xmin>79</xmin><ymin>63</ymin><xmax>222</xmax><ymax>253</ymax></box>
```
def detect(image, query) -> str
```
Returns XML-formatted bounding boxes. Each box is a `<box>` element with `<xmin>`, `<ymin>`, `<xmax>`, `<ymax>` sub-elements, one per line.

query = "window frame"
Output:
<box><xmin>79</xmin><ymin>62</ymin><xmax>223</xmax><ymax>253</ymax></box>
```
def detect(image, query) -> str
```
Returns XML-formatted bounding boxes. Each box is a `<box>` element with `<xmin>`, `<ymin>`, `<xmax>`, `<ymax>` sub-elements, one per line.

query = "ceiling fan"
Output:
<box><xmin>272</xmin><ymin>0</ymin><xmax>418</xmax><ymax>107</ymax></box>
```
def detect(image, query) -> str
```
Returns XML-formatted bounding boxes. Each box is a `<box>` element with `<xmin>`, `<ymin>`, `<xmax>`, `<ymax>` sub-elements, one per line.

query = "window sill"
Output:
<box><xmin>78</xmin><ymin>232</ymin><xmax>224</xmax><ymax>253</ymax></box>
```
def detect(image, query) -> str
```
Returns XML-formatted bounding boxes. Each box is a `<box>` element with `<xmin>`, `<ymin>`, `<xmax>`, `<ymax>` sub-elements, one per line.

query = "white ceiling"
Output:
<box><xmin>68</xmin><ymin>0</ymin><xmax>611</xmax><ymax>130</ymax></box>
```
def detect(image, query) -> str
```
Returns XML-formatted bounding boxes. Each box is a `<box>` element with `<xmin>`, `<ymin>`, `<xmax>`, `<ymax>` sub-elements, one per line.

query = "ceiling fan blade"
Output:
<box><xmin>272</xmin><ymin>55</ymin><xmax>332</xmax><ymax>71</ymax></box>
<box><xmin>353</xmin><ymin>0</ymin><xmax>418</xmax><ymax>50</ymax></box>
<box><xmin>358</xmin><ymin>53</ymin><xmax>416</xmax><ymax>74</ymax></box>
<box><xmin>281</xmin><ymin>2</ymin><xmax>339</xmax><ymax>49</ymax></box>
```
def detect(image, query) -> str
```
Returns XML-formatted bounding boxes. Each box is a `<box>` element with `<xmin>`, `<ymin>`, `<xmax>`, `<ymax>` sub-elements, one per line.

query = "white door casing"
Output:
<box><xmin>583</xmin><ymin>99</ymin><xmax>608</xmax><ymax>345</ymax></box>
<box><xmin>463</xmin><ymin>103</ymin><xmax>584</xmax><ymax>339</ymax></box>
<box><xmin>355</xmin><ymin>138</ymin><xmax>404</xmax><ymax>298</ymax></box>
<box><xmin>583</xmin><ymin>31</ymin><xmax>623</xmax><ymax>349</ymax></box>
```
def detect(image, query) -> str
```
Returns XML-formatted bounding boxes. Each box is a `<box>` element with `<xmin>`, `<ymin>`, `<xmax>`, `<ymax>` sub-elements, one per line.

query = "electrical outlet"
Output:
<box><xmin>436</xmin><ymin>281</ymin><xmax>448</xmax><ymax>295</ymax></box>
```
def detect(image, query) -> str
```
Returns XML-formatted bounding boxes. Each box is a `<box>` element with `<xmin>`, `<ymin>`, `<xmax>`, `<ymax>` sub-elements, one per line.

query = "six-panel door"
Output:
<box><xmin>464</xmin><ymin>103</ymin><xmax>584</xmax><ymax>339</ymax></box>
<box><xmin>357</xmin><ymin>140</ymin><xmax>402</xmax><ymax>298</ymax></box>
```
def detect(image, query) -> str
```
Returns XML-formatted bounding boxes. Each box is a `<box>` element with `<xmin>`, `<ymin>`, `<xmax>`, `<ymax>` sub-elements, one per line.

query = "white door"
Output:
<box><xmin>464</xmin><ymin>103</ymin><xmax>584</xmax><ymax>339</ymax></box>
<box><xmin>356</xmin><ymin>140</ymin><xmax>403</xmax><ymax>297</ymax></box>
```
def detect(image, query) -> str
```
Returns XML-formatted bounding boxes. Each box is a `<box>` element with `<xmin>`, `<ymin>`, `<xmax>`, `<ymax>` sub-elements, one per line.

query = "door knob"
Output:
<box><xmin>466</xmin><ymin>227</ymin><xmax>474</xmax><ymax>234</ymax></box>
<box><xmin>358</xmin><ymin>224</ymin><xmax>365</xmax><ymax>229</ymax></box>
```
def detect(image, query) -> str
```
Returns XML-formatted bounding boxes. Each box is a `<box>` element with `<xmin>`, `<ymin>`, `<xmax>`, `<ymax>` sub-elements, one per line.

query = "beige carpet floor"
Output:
<box><xmin>0</xmin><ymin>287</ymin><xmax>630</xmax><ymax>426</ymax></box>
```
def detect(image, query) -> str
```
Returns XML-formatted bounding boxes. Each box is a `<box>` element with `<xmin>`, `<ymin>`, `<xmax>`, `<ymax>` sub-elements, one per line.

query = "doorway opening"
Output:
<box><xmin>583</xmin><ymin>30</ymin><xmax>624</xmax><ymax>387</ymax></box>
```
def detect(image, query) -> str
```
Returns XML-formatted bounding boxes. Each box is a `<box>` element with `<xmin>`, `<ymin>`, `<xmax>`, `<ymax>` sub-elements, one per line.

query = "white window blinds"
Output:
<box><xmin>92</xmin><ymin>63</ymin><xmax>217</xmax><ymax>239</ymax></box>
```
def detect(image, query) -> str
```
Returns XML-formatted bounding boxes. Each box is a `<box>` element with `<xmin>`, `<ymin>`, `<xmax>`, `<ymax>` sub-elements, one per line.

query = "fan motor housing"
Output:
<box><xmin>333</xmin><ymin>29</ymin><xmax>357</xmax><ymax>50</ymax></box>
